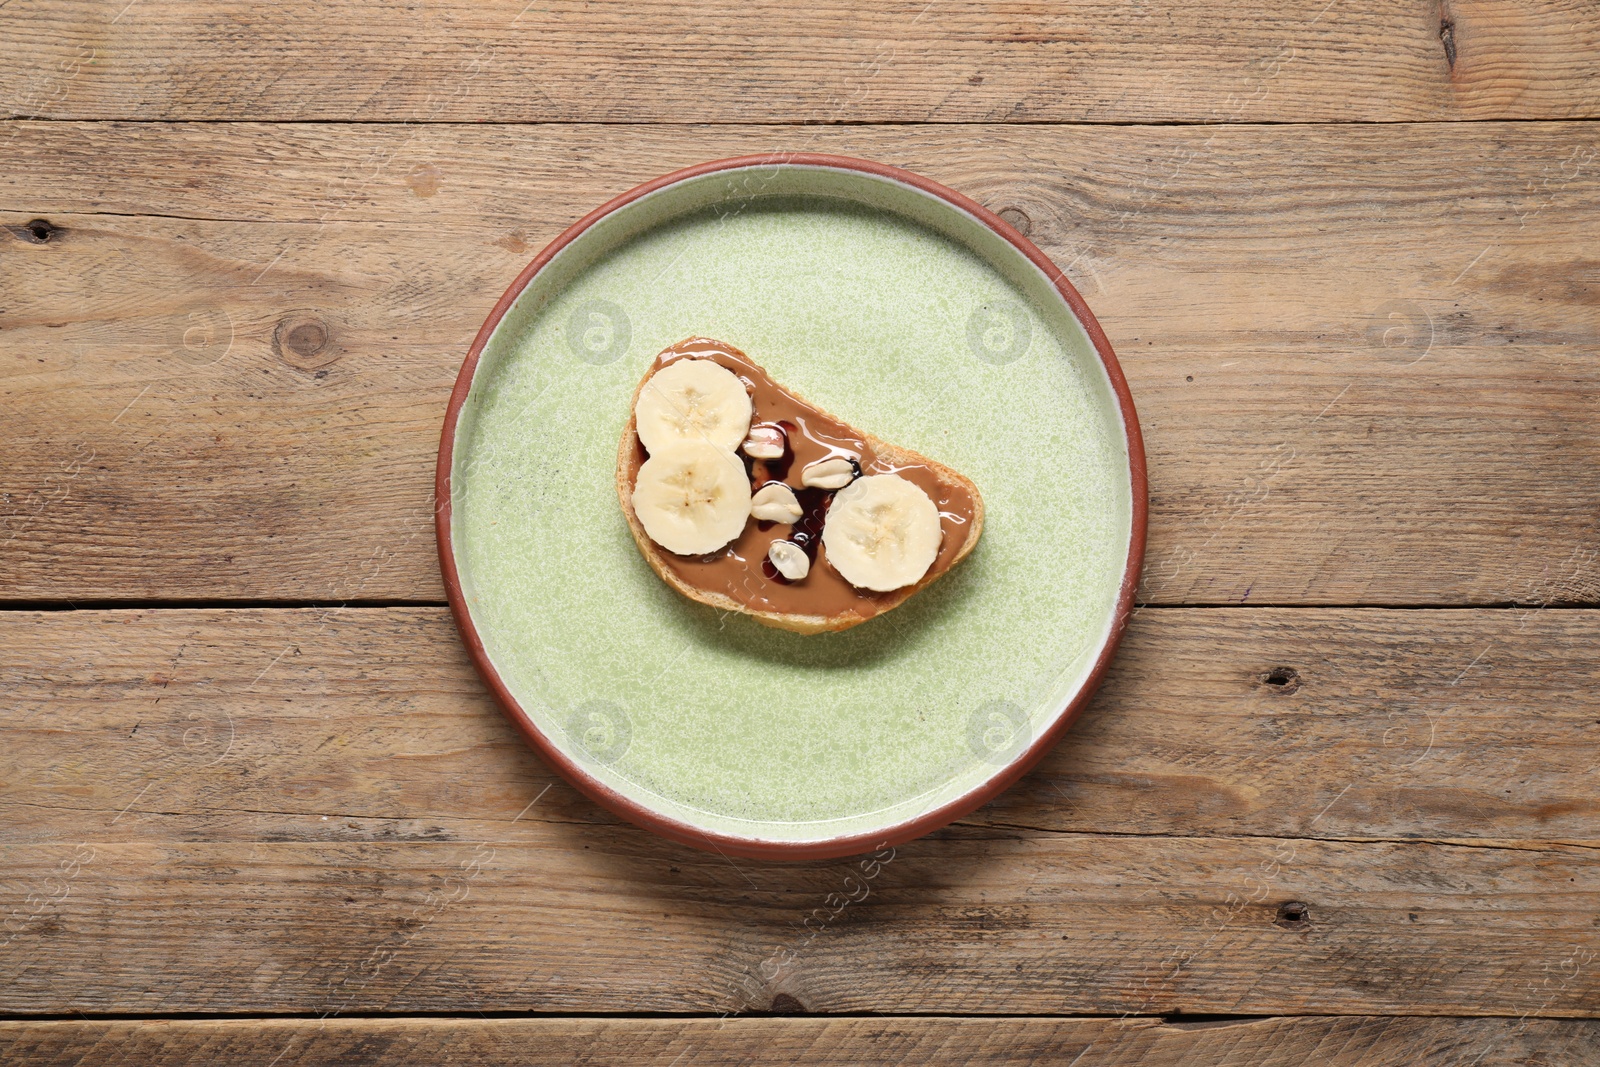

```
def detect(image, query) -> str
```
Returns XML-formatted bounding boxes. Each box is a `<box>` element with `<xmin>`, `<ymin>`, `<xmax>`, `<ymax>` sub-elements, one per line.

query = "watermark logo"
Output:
<box><xmin>967</xmin><ymin>300</ymin><xmax>1033</xmax><ymax>366</ymax></box>
<box><xmin>727</xmin><ymin>845</ymin><xmax>896</xmax><ymax>1011</ymax></box>
<box><xmin>171</xmin><ymin>306</ymin><xmax>234</xmax><ymax>367</ymax></box>
<box><xmin>565</xmin><ymin>300</ymin><xmax>631</xmax><ymax>365</ymax></box>
<box><xmin>566</xmin><ymin>699</ymin><xmax>632</xmax><ymax>765</ymax></box>
<box><xmin>1365</xmin><ymin>300</ymin><xmax>1434</xmax><ymax>365</ymax></box>
<box><xmin>966</xmin><ymin>700</ymin><xmax>1030</xmax><ymax>765</ymax></box>
<box><xmin>0</xmin><ymin>844</ymin><xmax>96</xmax><ymax>949</ymax></box>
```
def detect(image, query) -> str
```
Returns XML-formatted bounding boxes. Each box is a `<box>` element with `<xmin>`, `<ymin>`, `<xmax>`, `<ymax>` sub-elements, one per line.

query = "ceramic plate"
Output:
<box><xmin>437</xmin><ymin>154</ymin><xmax>1146</xmax><ymax>859</ymax></box>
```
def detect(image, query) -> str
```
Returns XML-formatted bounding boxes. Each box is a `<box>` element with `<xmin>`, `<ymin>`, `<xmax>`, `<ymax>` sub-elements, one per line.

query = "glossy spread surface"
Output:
<box><xmin>625</xmin><ymin>338</ymin><xmax>978</xmax><ymax>623</ymax></box>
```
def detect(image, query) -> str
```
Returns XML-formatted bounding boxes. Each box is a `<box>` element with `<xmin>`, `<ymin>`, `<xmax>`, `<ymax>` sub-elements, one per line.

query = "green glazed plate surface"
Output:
<box><xmin>449</xmin><ymin>164</ymin><xmax>1134</xmax><ymax>848</ymax></box>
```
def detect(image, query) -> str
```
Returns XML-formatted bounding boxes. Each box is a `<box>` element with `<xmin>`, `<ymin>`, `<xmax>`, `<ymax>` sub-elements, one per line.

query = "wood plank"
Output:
<box><xmin>2</xmin><ymin>1016</ymin><xmax>1597</xmax><ymax>1066</ymax></box>
<box><xmin>2</xmin><ymin>608</ymin><xmax>1598</xmax><ymax>1015</ymax></box>
<box><xmin>4</xmin><ymin>607</ymin><xmax>1598</xmax><ymax>846</ymax></box>
<box><xmin>2</xmin><ymin>1</ymin><xmax>1597</xmax><ymax>124</ymax></box>
<box><xmin>1</xmin><ymin>834</ymin><xmax>1595</xmax><ymax>1015</ymax></box>
<box><xmin>4</xmin><ymin>121</ymin><xmax>1598</xmax><ymax>605</ymax></box>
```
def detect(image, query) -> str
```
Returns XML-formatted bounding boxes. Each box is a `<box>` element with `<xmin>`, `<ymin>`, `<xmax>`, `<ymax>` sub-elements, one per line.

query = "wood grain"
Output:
<box><xmin>2</xmin><ymin>608</ymin><xmax>1598</xmax><ymax>1015</ymax></box>
<box><xmin>3</xmin><ymin>121</ymin><xmax>1598</xmax><ymax>605</ymax></box>
<box><xmin>2</xmin><ymin>0</ymin><xmax>1597</xmax><ymax>124</ymax></box>
<box><xmin>6</xmin><ymin>0</ymin><xmax>1597</xmax><ymax>1045</ymax></box>
<box><xmin>4</xmin><ymin>607</ymin><xmax>1598</xmax><ymax>846</ymax></box>
<box><xmin>2</xmin><ymin>1016</ymin><xmax>1597</xmax><ymax>1066</ymax></box>
<box><xmin>2</xmin><ymin>831</ymin><xmax>1595</xmax><ymax>1015</ymax></box>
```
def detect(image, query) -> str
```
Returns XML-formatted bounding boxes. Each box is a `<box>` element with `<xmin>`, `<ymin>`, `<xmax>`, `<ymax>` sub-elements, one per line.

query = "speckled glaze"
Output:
<box><xmin>437</xmin><ymin>155</ymin><xmax>1146</xmax><ymax>859</ymax></box>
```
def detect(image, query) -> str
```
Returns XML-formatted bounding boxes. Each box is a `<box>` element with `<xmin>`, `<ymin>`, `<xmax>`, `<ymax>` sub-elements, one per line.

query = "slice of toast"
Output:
<box><xmin>617</xmin><ymin>340</ymin><xmax>985</xmax><ymax>634</ymax></box>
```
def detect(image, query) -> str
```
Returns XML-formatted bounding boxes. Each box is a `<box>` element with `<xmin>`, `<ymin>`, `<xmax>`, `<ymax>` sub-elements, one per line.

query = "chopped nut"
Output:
<box><xmin>742</xmin><ymin>424</ymin><xmax>786</xmax><ymax>459</ymax></box>
<box><xmin>768</xmin><ymin>540</ymin><xmax>810</xmax><ymax>581</ymax></box>
<box><xmin>751</xmin><ymin>482</ymin><xmax>804</xmax><ymax>524</ymax></box>
<box><xmin>800</xmin><ymin>456</ymin><xmax>856</xmax><ymax>490</ymax></box>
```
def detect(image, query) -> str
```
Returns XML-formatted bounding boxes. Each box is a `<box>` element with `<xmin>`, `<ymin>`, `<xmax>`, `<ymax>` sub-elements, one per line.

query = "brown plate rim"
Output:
<box><xmin>435</xmin><ymin>152</ymin><xmax>1149</xmax><ymax>860</ymax></box>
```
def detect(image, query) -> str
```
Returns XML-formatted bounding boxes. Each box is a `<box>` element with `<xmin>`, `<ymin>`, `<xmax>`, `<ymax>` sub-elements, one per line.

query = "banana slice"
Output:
<box><xmin>821</xmin><ymin>474</ymin><xmax>943</xmax><ymax>592</ymax></box>
<box><xmin>632</xmin><ymin>441</ymin><xmax>752</xmax><ymax>556</ymax></box>
<box><xmin>634</xmin><ymin>359</ymin><xmax>753</xmax><ymax>453</ymax></box>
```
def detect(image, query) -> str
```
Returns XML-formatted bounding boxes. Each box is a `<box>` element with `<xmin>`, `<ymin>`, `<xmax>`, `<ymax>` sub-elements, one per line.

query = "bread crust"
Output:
<box><xmin>617</xmin><ymin>365</ymin><xmax>985</xmax><ymax>634</ymax></box>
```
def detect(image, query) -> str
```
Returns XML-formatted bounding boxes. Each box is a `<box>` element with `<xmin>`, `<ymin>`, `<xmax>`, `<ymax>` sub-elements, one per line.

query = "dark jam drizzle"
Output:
<box><xmin>742</xmin><ymin>423</ymin><xmax>796</xmax><ymax>501</ymax></box>
<box><xmin>790</xmin><ymin>488</ymin><xmax>832</xmax><ymax>559</ymax></box>
<box><xmin>760</xmin><ymin>488</ymin><xmax>833</xmax><ymax>584</ymax></box>
<box><xmin>768</xmin><ymin>421</ymin><xmax>798</xmax><ymax>481</ymax></box>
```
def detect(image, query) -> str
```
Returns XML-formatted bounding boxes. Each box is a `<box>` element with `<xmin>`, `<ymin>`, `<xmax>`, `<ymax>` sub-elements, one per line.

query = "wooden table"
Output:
<box><xmin>3</xmin><ymin>2</ymin><xmax>1599</xmax><ymax>1063</ymax></box>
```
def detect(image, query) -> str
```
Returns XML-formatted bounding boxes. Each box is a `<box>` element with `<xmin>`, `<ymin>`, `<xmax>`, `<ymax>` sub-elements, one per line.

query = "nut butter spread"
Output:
<box><xmin>622</xmin><ymin>338</ymin><xmax>979</xmax><ymax>626</ymax></box>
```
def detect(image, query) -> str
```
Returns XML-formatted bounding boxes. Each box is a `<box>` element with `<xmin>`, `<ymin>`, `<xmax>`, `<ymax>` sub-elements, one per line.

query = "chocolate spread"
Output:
<box><xmin>625</xmin><ymin>338</ymin><xmax>979</xmax><ymax>624</ymax></box>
